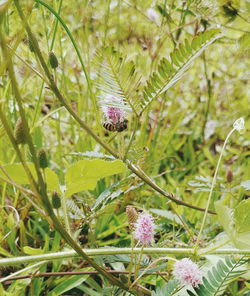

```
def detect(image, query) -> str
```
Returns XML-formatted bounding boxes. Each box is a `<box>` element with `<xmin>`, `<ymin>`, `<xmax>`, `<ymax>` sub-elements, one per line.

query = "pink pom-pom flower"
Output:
<box><xmin>134</xmin><ymin>212</ymin><xmax>155</xmax><ymax>245</ymax></box>
<box><xmin>102</xmin><ymin>105</ymin><xmax>125</xmax><ymax>124</ymax></box>
<box><xmin>173</xmin><ymin>258</ymin><xmax>202</xmax><ymax>287</ymax></box>
<box><xmin>100</xmin><ymin>95</ymin><xmax>126</xmax><ymax>124</ymax></box>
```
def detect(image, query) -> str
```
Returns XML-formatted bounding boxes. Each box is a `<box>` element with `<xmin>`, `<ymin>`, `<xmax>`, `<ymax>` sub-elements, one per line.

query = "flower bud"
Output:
<box><xmin>52</xmin><ymin>191</ymin><xmax>61</xmax><ymax>209</ymax></box>
<box><xmin>38</xmin><ymin>148</ymin><xmax>48</xmax><ymax>169</ymax></box>
<box><xmin>14</xmin><ymin>118</ymin><xmax>28</xmax><ymax>145</ymax></box>
<box><xmin>126</xmin><ymin>206</ymin><xmax>138</xmax><ymax>230</ymax></box>
<box><xmin>227</xmin><ymin>170</ymin><xmax>233</xmax><ymax>183</ymax></box>
<box><xmin>49</xmin><ymin>51</ymin><xmax>59</xmax><ymax>69</ymax></box>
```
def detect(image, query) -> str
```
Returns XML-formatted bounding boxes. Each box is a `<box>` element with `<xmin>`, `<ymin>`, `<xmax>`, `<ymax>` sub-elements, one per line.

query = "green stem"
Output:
<box><xmin>1</xmin><ymin>248</ymin><xmax>249</xmax><ymax>267</ymax></box>
<box><xmin>194</xmin><ymin>127</ymin><xmax>236</xmax><ymax>252</ymax></box>
<box><xmin>202</xmin><ymin>52</ymin><xmax>212</xmax><ymax>140</ymax></box>
<box><xmin>130</xmin><ymin>256</ymin><xmax>176</xmax><ymax>289</ymax></box>
<box><xmin>50</xmin><ymin>0</ymin><xmax>63</xmax><ymax>50</ymax></box>
<box><xmin>123</xmin><ymin>116</ymin><xmax>139</xmax><ymax>161</ymax></box>
<box><xmin>34</xmin><ymin>0</ymin><xmax>100</xmax><ymax>126</ymax></box>
<box><xmin>133</xmin><ymin>245</ymin><xmax>144</xmax><ymax>286</ymax></box>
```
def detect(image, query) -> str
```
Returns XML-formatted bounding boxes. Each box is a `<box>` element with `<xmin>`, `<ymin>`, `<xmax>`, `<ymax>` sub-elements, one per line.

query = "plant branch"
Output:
<box><xmin>0</xmin><ymin>248</ymin><xmax>249</xmax><ymax>267</ymax></box>
<box><xmin>1</xmin><ymin>270</ymin><xmax>169</xmax><ymax>283</ymax></box>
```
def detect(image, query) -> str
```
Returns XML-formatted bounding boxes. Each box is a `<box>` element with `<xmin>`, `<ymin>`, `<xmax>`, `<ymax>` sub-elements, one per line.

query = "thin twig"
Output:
<box><xmin>1</xmin><ymin>270</ymin><xmax>169</xmax><ymax>283</ymax></box>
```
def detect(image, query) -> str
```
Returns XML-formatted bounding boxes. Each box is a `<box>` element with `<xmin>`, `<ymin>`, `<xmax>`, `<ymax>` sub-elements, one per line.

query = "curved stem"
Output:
<box><xmin>194</xmin><ymin>127</ymin><xmax>236</xmax><ymax>252</ymax></box>
<box><xmin>34</xmin><ymin>0</ymin><xmax>100</xmax><ymax>125</ymax></box>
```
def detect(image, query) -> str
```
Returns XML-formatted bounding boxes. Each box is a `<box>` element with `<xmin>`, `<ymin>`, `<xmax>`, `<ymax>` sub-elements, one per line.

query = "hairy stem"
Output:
<box><xmin>0</xmin><ymin>248</ymin><xmax>249</xmax><ymax>267</ymax></box>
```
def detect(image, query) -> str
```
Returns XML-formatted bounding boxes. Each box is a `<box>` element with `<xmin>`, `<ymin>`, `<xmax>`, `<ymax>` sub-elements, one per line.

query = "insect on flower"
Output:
<box><xmin>103</xmin><ymin>119</ymin><xmax>128</xmax><ymax>132</ymax></box>
<box><xmin>101</xmin><ymin>97</ymin><xmax>129</xmax><ymax>132</ymax></box>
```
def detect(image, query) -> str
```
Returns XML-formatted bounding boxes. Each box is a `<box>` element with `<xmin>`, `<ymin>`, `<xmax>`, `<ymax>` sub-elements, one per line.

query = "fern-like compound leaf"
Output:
<box><xmin>94</xmin><ymin>48</ymin><xmax>142</xmax><ymax>116</ymax></box>
<box><xmin>140</xmin><ymin>29</ymin><xmax>222</xmax><ymax>113</ymax></box>
<box><xmin>187</xmin><ymin>256</ymin><xmax>249</xmax><ymax>296</ymax></box>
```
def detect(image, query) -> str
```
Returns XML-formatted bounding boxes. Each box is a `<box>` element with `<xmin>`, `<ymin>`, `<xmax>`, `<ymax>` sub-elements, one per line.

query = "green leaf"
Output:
<box><xmin>0</xmin><ymin>163</ymin><xmax>60</xmax><ymax>192</ymax></box>
<box><xmin>234</xmin><ymin>199</ymin><xmax>250</xmax><ymax>233</ymax></box>
<box><xmin>94</xmin><ymin>48</ymin><xmax>142</xmax><ymax>116</ymax></box>
<box><xmin>22</xmin><ymin>246</ymin><xmax>43</xmax><ymax>255</ymax></box>
<box><xmin>152</xmin><ymin>279</ymin><xmax>178</xmax><ymax>296</ymax></box>
<box><xmin>47</xmin><ymin>269</ymin><xmax>91</xmax><ymax>296</ymax></box>
<box><xmin>65</xmin><ymin>159</ymin><xmax>126</xmax><ymax>197</ymax></box>
<box><xmin>186</xmin><ymin>256</ymin><xmax>249</xmax><ymax>296</ymax></box>
<box><xmin>141</xmin><ymin>29</ymin><xmax>222</xmax><ymax>112</ymax></box>
<box><xmin>238</xmin><ymin>33</ymin><xmax>250</xmax><ymax>51</ymax></box>
<box><xmin>150</xmin><ymin>209</ymin><xmax>183</xmax><ymax>225</ymax></box>
<box><xmin>214</xmin><ymin>200</ymin><xmax>234</xmax><ymax>235</ymax></box>
<box><xmin>215</xmin><ymin>200</ymin><xmax>250</xmax><ymax>249</ymax></box>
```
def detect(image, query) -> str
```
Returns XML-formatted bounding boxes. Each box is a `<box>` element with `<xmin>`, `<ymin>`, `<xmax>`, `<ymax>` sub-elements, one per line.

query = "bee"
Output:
<box><xmin>103</xmin><ymin>119</ymin><xmax>128</xmax><ymax>132</ymax></box>
<box><xmin>103</xmin><ymin>121</ymin><xmax>117</xmax><ymax>132</ymax></box>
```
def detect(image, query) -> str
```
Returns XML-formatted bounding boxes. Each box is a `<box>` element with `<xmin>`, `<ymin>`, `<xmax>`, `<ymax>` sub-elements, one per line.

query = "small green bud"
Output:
<box><xmin>14</xmin><ymin>118</ymin><xmax>28</xmax><ymax>145</ymax></box>
<box><xmin>49</xmin><ymin>51</ymin><xmax>59</xmax><ymax>69</ymax></box>
<box><xmin>38</xmin><ymin>148</ymin><xmax>49</xmax><ymax>169</ymax></box>
<box><xmin>52</xmin><ymin>191</ymin><xmax>61</xmax><ymax>209</ymax></box>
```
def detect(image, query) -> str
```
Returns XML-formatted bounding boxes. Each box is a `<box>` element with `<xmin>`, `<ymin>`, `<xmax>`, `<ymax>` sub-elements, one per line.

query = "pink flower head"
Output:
<box><xmin>173</xmin><ymin>258</ymin><xmax>202</xmax><ymax>287</ymax></box>
<box><xmin>102</xmin><ymin>106</ymin><xmax>125</xmax><ymax>124</ymax></box>
<box><xmin>134</xmin><ymin>212</ymin><xmax>155</xmax><ymax>245</ymax></box>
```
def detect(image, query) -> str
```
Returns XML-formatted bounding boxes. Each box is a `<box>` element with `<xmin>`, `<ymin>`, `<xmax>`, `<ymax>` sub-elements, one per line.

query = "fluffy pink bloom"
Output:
<box><xmin>102</xmin><ymin>105</ymin><xmax>125</xmax><ymax>124</ymax></box>
<box><xmin>134</xmin><ymin>212</ymin><xmax>155</xmax><ymax>245</ymax></box>
<box><xmin>173</xmin><ymin>258</ymin><xmax>202</xmax><ymax>287</ymax></box>
<box><xmin>101</xmin><ymin>95</ymin><xmax>126</xmax><ymax>124</ymax></box>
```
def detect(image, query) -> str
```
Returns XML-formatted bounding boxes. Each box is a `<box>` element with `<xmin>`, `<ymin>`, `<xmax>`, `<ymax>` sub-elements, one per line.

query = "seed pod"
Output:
<box><xmin>14</xmin><ymin>118</ymin><xmax>28</xmax><ymax>145</ymax></box>
<box><xmin>227</xmin><ymin>170</ymin><xmax>233</xmax><ymax>183</ymax></box>
<box><xmin>38</xmin><ymin>148</ymin><xmax>48</xmax><ymax>169</ymax></box>
<box><xmin>49</xmin><ymin>51</ymin><xmax>59</xmax><ymax>69</ymax></box>
<box><xmin>126</xmin><ymin>206</ymin><xmax>138</xmax><ymax>230</ymax></box>
<box><xmin>52</xmin><ymin>191</ymin><xmax>61</xmax><ymax>209</ymax></box>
